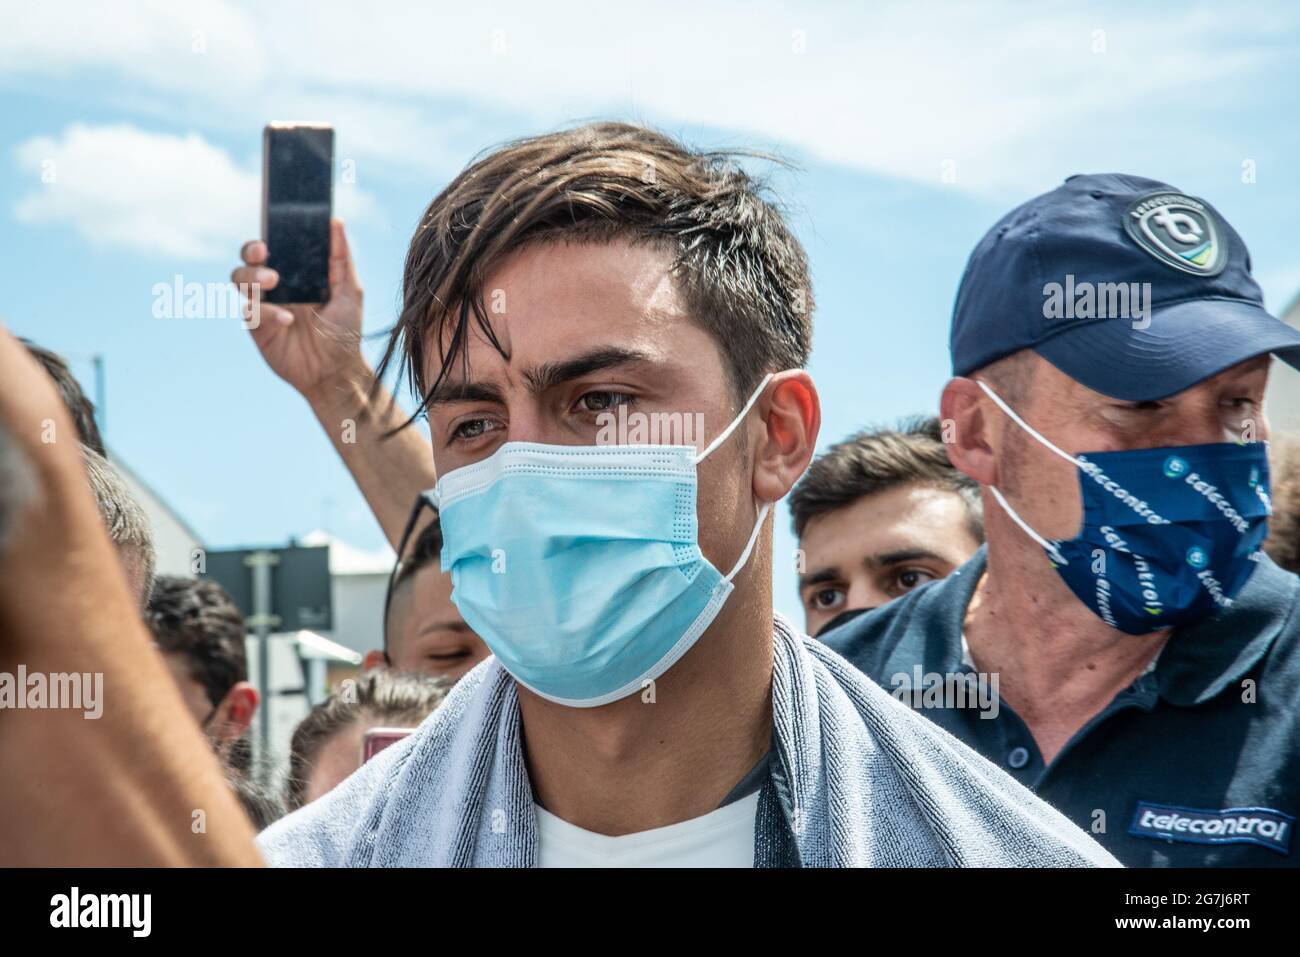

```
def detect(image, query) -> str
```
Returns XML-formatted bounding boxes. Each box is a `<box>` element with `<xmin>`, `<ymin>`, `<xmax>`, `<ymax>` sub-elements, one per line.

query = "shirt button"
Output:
<box><xmin>1007</xmin><ymin>747</ymin><xmax>1031</xmax><ymax>769</ymax></box>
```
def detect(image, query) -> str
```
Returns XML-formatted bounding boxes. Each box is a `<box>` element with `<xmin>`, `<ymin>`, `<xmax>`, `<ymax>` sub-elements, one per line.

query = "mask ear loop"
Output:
<box><xmin>976</xmin><ymin>379</ymin><xmax>1085</xmax><ymax>468</ymax></box>
<box><xmin>984</xmin><ymin>485</ymin><xmax>1069</xmax><ymax>566</ymax></box>
<box><xmin>975</xmin><ymin>379</ymin><xmax>1073</xmax><ymax>566</ymax></box>
<box><xmin>694</xmin><ymin>372</ymin><xmax>775</xmax><ymax>464</ymax></box>
<box><xmin>726</xmin><ymin>501</ymin><xmax>772</xmax><ymax>582</ymax></box>
<box><xmin>689</xmin><ymin>372</ymin><xmax>778</xmax><ymax>581</ymax></box>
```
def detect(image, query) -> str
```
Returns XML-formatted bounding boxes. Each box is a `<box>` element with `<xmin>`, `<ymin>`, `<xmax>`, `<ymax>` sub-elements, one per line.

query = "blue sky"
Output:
<box><xmin>2</xmin><ymin>0</ymin><xmax>1299</xmax><ymax>624</ymax></box>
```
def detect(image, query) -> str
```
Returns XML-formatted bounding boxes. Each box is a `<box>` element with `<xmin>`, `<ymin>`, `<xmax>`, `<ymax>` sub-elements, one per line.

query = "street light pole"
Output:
<box><xmin>244</xmin><ymin>550</ymin><xmax>281</xmax><ymax>784</ymax></box>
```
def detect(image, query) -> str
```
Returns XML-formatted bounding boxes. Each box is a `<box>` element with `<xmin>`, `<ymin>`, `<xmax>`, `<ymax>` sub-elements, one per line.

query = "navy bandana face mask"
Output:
<box><xmin>978</xmin><ymin>381</ymin><xmax>1273</xmax><ymax>635</ymax></box>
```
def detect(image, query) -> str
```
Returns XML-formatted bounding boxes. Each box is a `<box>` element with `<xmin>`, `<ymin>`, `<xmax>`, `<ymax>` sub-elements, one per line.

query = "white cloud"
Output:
<box><xmin>1</xmin><ymin>0</ymin><xmax>1294</xmax><ymax>195</ymax></box>
<box><xmin>12</xmin><ymin>123</ymin><xmax>376</xmax><ymax>260</ymax></box>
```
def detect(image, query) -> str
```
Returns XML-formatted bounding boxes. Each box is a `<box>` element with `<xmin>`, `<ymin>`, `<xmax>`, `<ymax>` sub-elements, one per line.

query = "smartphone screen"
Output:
<box><xmin>362</xmin><ymin>727</ymin><xmax>415</xmax><ymax>763</ymax></box>
<box><xmin>261</xmin><ymin>123</ymin><xmax>333</xmax><ymax>305</ymax></box>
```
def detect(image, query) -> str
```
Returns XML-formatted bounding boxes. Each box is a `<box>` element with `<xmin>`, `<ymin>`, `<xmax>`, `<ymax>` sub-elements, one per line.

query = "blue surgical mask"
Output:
<box><xmin>977</xmin><ymin>380</ymin><xmax>1272</xmax><ymax>635</ymax></box>
<box><xmin>425</xmin><ymin>374</ymin><xmax>775</xmax><ymax>707</ymax></box>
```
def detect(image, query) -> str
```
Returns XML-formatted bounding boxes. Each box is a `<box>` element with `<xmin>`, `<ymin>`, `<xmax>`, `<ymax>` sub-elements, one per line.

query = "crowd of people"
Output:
<box><xmin>2</xmin><ymin>121</ymin><xmax>1299</xmax><ymax>868</ymax></box>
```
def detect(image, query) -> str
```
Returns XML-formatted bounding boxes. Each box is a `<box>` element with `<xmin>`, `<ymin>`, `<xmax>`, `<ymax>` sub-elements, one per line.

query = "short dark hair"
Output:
<box><xmin>789</xmin><ymin>416</ymin><xmax>984</xmax><ymax>541</ymax></box>
<box><xmin>146</xmin><ymin>575</ymin><xmax>248</xmax><ymax>709</ymax></box>
<box><xmin>22</xmin><ymin>339</ymin><xmax>106</xmax><ymax>457</ymax></box>
<box><xmin>284</xmin><ymin>669</ymin><xmax>452</xmax><ymax>811</ymax></box>
<box><xmin>374</xmin><ymin>121</ymin><xmax>813</xmax><ymax>422</ymax></box>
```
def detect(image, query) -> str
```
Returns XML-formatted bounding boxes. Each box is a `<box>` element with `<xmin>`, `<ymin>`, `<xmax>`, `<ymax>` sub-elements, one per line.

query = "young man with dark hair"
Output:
<box><xmin>791</xmin><ymin>416</ymin><xmax>984</xmax><ymax>637</ymax></box>
<box><xmin>146</xmin><ymin>575</ymin><xmax>259</xmax><ymax>772</ymax></box>
<box><xmin>364</xmin><ymin>516</ymin><xmax>490</xmax><ymax>680</ymax></box>
<box><xmin>240</xmin><ymin>123</ymin><xmax>1113</xmax><ymax>867</ymax></box>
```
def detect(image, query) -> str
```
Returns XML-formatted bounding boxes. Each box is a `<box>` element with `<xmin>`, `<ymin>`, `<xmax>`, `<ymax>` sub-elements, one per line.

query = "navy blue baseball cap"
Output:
<box><xmin>950</xmin><ymin>173</ymin><xmax>1300</xmax><ymax>400</ymax></box>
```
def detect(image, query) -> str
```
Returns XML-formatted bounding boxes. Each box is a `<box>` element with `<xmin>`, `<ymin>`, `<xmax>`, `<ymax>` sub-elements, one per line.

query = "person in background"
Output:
<box><xmin>20</xmin><ymin>340</ymin><xmax>155</xmax><ymax>603</ymax></box>
<box><xmin>1264</xmin><ymin>435</ymin><xmax>1300</xmax><ymax>574</ymax></box>
<box><xmin>365</xmin><ymin>516</ymin><xmax>490</xmax><ymax>681</ymax></box>
<box><xmin>790</xmin><ymin>416</ymin><xmax>984</xmax><ymax>637</ymax></box>
<box><xmin>284</xmin><ymin>669</ymin><xmax>451</xmax><ymax>811</ymax></box>
<box><xmin>826</xmin><ymin>173</ymin><xmax>1300</xmax><ymax>866</ymax></box>
<box><xmin>81</xmin><ymin>444</ymin><xmax>155</xmax><ymax>605</ymax></box>
<box><xmin>22</xmin><ymin>338</ymin><xmax>107</xmax><ymax>457</ymax></box>
<box><xmin>146</xmin><ymin>575</ymin><xmax>259</xmax><ymax>773</ymax></box>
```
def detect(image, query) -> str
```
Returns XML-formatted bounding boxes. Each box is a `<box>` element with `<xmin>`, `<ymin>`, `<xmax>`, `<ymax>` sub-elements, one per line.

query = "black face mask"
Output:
<box><xmin>813</xmin><ymin>606</ymin><xmax>876</xmax><ymax>639</ymax></box>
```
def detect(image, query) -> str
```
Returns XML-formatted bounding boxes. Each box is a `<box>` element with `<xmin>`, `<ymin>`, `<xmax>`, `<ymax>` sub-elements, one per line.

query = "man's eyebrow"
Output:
<box><xmin>523</xmin><ymin>347</ymin><xmax>654</xmax><ymax>394</ymax></box>
<box><xmin>425</xmin><ymin>380</ymin><xmax>507</xmax><ymax>407</ymax></box>
<box><xmin>869</xmin><ymin>548</ymin><xmax>946</xmax><ymax>567</ymax></box>
<box><xmin>797</xmin><ymin>568</ymin><xmax>842</xmax><ymax>588</ymax></box>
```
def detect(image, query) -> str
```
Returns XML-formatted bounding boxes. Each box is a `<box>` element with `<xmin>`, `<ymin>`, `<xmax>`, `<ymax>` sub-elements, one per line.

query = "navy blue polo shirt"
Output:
<box><xmin>822</xmin><ymin>546</ymin><xmax>1300</xmax><ymax>867</ymax></box>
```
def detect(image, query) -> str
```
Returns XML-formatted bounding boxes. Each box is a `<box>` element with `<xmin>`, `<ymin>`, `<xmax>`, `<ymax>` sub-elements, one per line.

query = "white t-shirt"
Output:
<box><xmin>535</xmin><ymin>791</ymin><xmax>759</xmax><ymax>867</ymax></box>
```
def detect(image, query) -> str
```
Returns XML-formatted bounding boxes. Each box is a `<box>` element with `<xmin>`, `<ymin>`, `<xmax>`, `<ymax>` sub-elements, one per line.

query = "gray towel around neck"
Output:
<box><xmin>258</xmin><ymin>614</ymin><xmax>1119</xmax><ymax>867</ymax></box>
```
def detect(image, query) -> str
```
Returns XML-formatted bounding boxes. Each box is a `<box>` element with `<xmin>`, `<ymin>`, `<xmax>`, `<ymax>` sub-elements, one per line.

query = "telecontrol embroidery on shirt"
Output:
<box><xmin>1129</xmin><ymin>801</ymin><xmax>1293</xmax><ymax>855</ymax></box>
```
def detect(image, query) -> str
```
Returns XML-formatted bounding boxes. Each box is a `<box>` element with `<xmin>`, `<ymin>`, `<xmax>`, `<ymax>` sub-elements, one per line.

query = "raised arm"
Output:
<box><xmin>232</xmin><ymin>219</ymin><xmax>437</xmax><ymax>549</ymax></box>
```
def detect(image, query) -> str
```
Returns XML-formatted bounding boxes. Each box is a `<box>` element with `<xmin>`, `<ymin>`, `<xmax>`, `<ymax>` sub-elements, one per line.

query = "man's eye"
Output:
<box><xmin>810</xmin><ymin>588</ymin><xmax>845</xmax><ymax>611</ymax></box>
<box><xmin>577</xmin><ymin>391</ymin><xmax>631</xmax><ymax>413</ymax></box>
<box><xmin>453</xmin><ymin>418</ymin><xmax>497</xmax><ymax>441</ymax></box>
<box><xmin>895</xmin><ymin>568</ymin><xmax>937</xmax><ymax>592</ymax></box>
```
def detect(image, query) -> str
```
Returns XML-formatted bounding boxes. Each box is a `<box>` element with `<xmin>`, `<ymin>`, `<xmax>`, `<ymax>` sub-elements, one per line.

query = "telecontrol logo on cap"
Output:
<box><xmin>1123</xmin><ymin>191</ymin><xmax>1227</xmax><ymax>277</ymax></box>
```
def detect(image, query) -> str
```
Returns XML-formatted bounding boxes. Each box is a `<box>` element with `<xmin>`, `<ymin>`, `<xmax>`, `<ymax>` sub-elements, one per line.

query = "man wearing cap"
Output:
<box><xmin>824</xmin><ymin>174</ymin><xmax>1300</xmax><ymax>867</ymax></box>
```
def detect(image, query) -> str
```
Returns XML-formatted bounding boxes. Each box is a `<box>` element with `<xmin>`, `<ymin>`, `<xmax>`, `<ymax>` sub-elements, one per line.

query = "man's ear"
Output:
<box><xmin>940</xmin><ymin>377</ymin><xmax>998</xmax><ymax>487</ymax></box>
<box><xmin>753</xmin><ymin>371</ymin><xmax>820</xmax><ymax>505</ymax></box>
<box><xmin>216</xmin><ymin>682</ymin><xmax>259</xmax><ymax>741</ymax></box>
<box><xmin>363</xmin><ymin>649</ymin><xmax>387</xmax><ymax>671</ymax></box>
